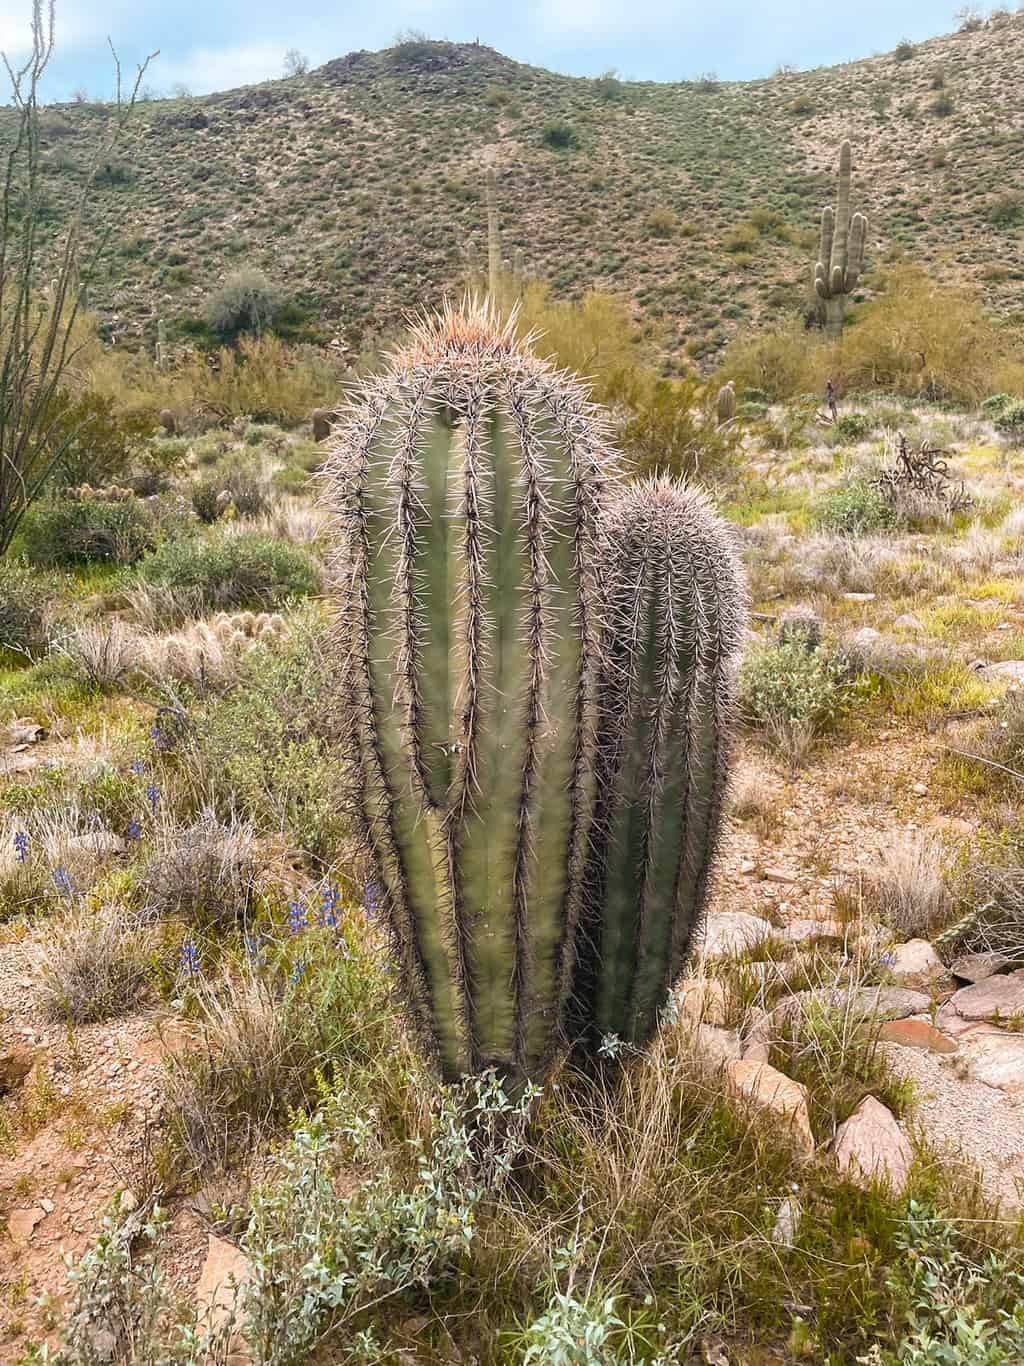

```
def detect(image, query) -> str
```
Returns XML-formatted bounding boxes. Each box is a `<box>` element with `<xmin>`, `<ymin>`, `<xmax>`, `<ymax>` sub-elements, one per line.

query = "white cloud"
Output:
<box><xmin>156</xmin><ymin>40</ymin><xmax>288</xmax><ymax>93</ymax></box>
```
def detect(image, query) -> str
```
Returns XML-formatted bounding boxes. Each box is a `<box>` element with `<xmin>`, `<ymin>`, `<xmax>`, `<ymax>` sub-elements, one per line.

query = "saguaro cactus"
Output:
<box><xmin>485</xmin><ymin>167</ymin><xmax>501</xmax><ymax>298</ymax></box>
<box><xmin>716</xmin><ymin>380</ymin><xmax>736</xmax><ymax>427</ymax></box>
<box><xmin>814</xmin><ymin>141</ymin><xmax>868</xmax><ymax>338</ymax></box>
<box><xmin>326</xmin><ymin>305</ymin><xmax>745</xmax><ymax>1085</ymax></box>
<box><xmin>571</xmin><ymin>479</ymin><xmax>746</xmax><ymax>1048</ymax></box>
<box><xmin>326</xmin><ymin>303</ymin><xmax>608</xmax><ymax>1084</ymax></box>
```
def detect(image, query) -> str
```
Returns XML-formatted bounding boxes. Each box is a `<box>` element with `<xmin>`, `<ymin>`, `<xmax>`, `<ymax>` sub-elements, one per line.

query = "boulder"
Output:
<box><xmin>783</xmin><ymin>919</ymin><xmax>845</xmax><ymax>946</ymax></box>
<box><xmin>195</xmin><ymin>1234</ymin><xmax>252</xmax><ymax>1357</ymax></box>
<box><xmin>878</xmin><ymin>1017</ymin><xmax>958</xmax><ymax>1054</ymax></box>
<box><xmin>698</xmin><ymin>912</ymin><xmax>774</xmax><ymax>961</ymax></box>
<box><xmin>67</xmin><ymin>831</ymin><xmax>127</xmax><ymax>858</ymax></box>
<box><xmin>727</xmin><ymin>1059</ymin><xmax>815</xmax><ymax>1156</ymax></box>
<box><xmin>960</xmin><ymin>1033</ymin><xmax>1024</xmax><ymax>1094</ymax></box>
<box><xmin>676</xmin><ymin>978</ymin><xmax>729</xmax><ymax>1026</ymax></box>
<box><xmin>691</xmin><ymin>1025</ymin><xmax>742</xmax><ymax>1069</ymax></box>
<box><xmin>887</xmin><ymin>939</ymin><xmax>948</xmax><ymax>990</ymax></box>
<box><xmin>950</xmin><ymin>952</ymin><xmax>1012</xmax><ymax>984</ymax></box>
<box><xmin>833</xmin><ymin>1096</ymin><xmax>913</xmax><ymax>1194</ymax></box>
<box><xmin>8</xmin><ymin>1206</ymin><xmax>46</xmax><ymax>1244</ymax></box>
<box><xmin>981</xmin><ymin>661</ymin><xmax>1024</xmax><ymax>683</ymax></box>
<box><xmin>950</xmin><ymin>969</ymin><xmax>1024</xmax><ymax>1022</ymax></box>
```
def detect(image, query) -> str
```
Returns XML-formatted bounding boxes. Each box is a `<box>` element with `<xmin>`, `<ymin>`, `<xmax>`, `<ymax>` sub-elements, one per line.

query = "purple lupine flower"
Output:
<box><xmin>146</xmin><ymin>784</ymin><xmax>160</xmax><ymax>815</ymax></box>
<box><xmin>125</xmin><ymin>819</ymin><xmax>143</xmax><ymax>841</ymax></box>
<box><xmin>289</xmin><ymin>958</ymin><xmax>307</xmax><ymax>986</ymax></box>
<box><xmin>52</xmin><ymin>866</ymin><xmax>74</xmax><ymax>898</ymax></box>
<box><xmin>129</xmin><ymin>758</ymin><xmax>145</xmax><ymax>776</ymax></box>
<box><xmin>320</xmin><ymin>884</ymin><xmax>340</xmax><ymax>928</ymax></box>
<box><xmin>244</xmin><ymin>932</ymin><xmax>267</xmax><ymax>966</ymax></box>
<box><xmin>362</xmin><ymin>882</ymin><xmax>381</xmax><ymax>917</ymax></box>
<box><xmin>13</xmin><ymin>831</ymin><xmax>29</xmax><ymax>863</ymax></box>
<box><xmin>287</xmin><ymin>899</ymin><xmax>308</xmax><ymax>934</ymax></box>
<box><xmin>179</xmin><ymin>936</ymin><xmax>201</xmax><ymax>976</ymax></box>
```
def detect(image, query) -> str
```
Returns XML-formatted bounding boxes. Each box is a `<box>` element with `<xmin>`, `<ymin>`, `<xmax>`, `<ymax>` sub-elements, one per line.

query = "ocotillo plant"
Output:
<box><xmin>814</xmin><ymin>140</ymin><xmax>868</xmax><ymax>337</ymax></box>
<box><xmin>326</xmin><ymin>304</ymin><xmax>745</xmax><ymax>1086</ymax></box>
<box><xmin>325</xmin><ymin>302</ymin><xmax>609</xmax><ymax>1085</ymax></box>
<box><xmin>571</xmin><ymin>478</ymin><xmax>746</xmax><ymax>1049</ymax></box>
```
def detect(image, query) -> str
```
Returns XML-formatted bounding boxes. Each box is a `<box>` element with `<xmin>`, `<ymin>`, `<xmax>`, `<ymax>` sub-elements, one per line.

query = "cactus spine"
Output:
<box><xmin>571</xmin><ymin>479</ymin><xmax>745</xmax><ymax>1047</ymax></box>
<box><xmin>327</xmin><ymin>305</ymin><xmax>745</xmax><ymax>1085</ymax></box>
<box><xmin>814</xmin><ymin>141</ymin><xmax>868</xmax><ymax>337</ymax></box>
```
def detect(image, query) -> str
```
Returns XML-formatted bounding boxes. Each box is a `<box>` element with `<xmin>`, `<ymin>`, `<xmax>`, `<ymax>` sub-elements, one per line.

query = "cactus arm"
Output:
<box><xmin>815</xmin><ymin>205</ymin><xmax>835</xmax><ymax>296</ymax></box>
<box><xmin>845</xmin><ymin>212</ymin><xmax>867</xmax><ymax>291</ymax></box>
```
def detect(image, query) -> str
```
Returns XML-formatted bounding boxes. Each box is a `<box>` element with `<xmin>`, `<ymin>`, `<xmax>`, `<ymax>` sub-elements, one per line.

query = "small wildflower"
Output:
<box><xmin>13</xmin><ymin>831</ymin><xmax>29</xmax><ymax>863</ymax></box>
<box><xmin>125</xmin><ymin>819</ymin><xmax>143</xmax><ymax>841</ymax></box>
<box><xmin>51</xmin><ymin>866</ymin><xmax>74</xmax><ymax>898</ymax></box>
<box><xmin>289</xmin><ymin>958</ymin><xmax>306</xmax><ymax>986</ymax></box>
<box><xmin>287</xmin><ymin>899</ymin><xmax>308</xmax><ymax>934</ymax></box>
<box><xmin>146</xmin><ymin>784</ymin><xmax>160</xmax><ymax>815</ymax></box>
<box><xmin>320</xmin><ymin>884</ymin><xmax>340</xmax><ymax>927</ymax></box>
<box><xmin>362</xmin><ymin>881</ymin><xmax>381</xmax><ymax>916</ymax></box>
<box><xmin>129</xmin><ymin>758</ymin><xmax>145</xmax><ymax>776</ymax></box>
<box><xmin>244</xmin><ymin>932</ymin><xmax>267</xmax><ymax>965</ymax></box>
<box><xmin>878</xmin><ymin>949</ymin><xmax>897</xmax><ymax>969</ymax></box>
<box><xmin>179</xmin><ymin>936</ymin><xmax>201</xmax><ymax>977</ymax></box>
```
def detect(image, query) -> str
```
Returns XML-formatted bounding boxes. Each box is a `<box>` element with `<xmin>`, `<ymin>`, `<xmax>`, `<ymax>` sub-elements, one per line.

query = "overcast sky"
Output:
<box><xmin>0</xmin><ymin>1</ymin><xmax>977</xmax><ymax>100</ymax></box>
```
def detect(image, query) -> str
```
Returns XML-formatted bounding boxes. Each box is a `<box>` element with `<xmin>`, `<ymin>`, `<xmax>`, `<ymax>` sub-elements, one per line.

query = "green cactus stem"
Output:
<box><xmin>814</xmin><ymin>140</ymin><xmax>868</xmax><ymax>337</ymax></box>
<box><xmin>716</xmin><ymin>381</ymin><xmax>736</xmax><ymax>427</ymax></box>
<box><xmin>325</xmin><ymin>302</ymin><xmax>610</xmax><ymax>1085</ymax></box>
<box><xmin>571</xmin><ymin>478</ymin><xmax>746</xmax><ymax>1048</ymax></box>
<box><xmin>485</xmin><ymin>167</ymin><xmax>501</xmax><ymax>298</ymax></box>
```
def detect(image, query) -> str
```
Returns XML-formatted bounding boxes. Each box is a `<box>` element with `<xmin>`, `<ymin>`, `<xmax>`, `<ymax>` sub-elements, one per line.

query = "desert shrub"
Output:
<box><xmin>718</xmin><ymin>319</ymin><xmax>826</xmax><ymax>402</ymax></box>
<box><xmin>986</xmin><ymin>192</ymin><xmax>1024</xmax><ymax>229</ymax></box>
<box><xmin>135</xmin><ymin>531</ymin><xmax>320</xmax><ymax>610</ymax></box>
<box><xmin>0</xmin><ymin>560</ymin><xmax>53</xmax><ymax>655</ymax></box>
<box><xmin>593</xmin><ymin>70</ymin><xmax>624</xmax><ymax>101</ymax></box>
<box><xmin>929</xmin><ymin>91</ymin><xmax>954</xmax><ymax>117</ymax></box>
<box><xmin>541</xmin><ymin>121</ymin><xmax>579</xmax><ymax>150</ymax></box>
<box><xmin>45</xmin><ymin>390</ymin><xmax>156</xmax><ymax>488</ymax></box>
<box><xmin>141</xmin><ymin>812</ymin><xmax>255</xmax><ymax>929</ymax></box>
<box><xmin>815</xmin><ymin>479</ymin><xmax>896</xmax><ymax>535</ymax></box>
<box><xmin>981</xmin><ymin>393</ymin><xmax>1013</xmax><ymax>418</ymax></box>
<box><xmin>740</xmin><ymin>637</ymin><xmax>862</xmax><ymax>764</ymax></box>
<box><xmin>833</xmin><ymin>412</ymin><xmax>873</xmax><ymax>442</ymax></box>
<box><xmin>618</xmin><ymin>372</ymin><xmax>738</xmax><ymax>481</ymax></box>
<box><xmin>945</xmin><ymin>839</ymin><xmax>1024</xmax><ymax>963</ymax></box>
<box><xmin>644</xmin><ymin>207</ymin><xmax>677</xmax><ymax>239</ymax></box>
<box><xmin>190</xmin><ymin>456</ymin><xmax>271</xmax><ymax>523</ymax></box>
<box><xmin>994</xmin><ymin>398</ymin><xmax>1024</xmax><ymax>440</ymax></box>
<box><xmin>203</xmin><ymin>268</ymin><xmax>288</xmax><ymax>339</ymax></box>
<box><xmin>894</xmin><ymin>39</ymin><xmax>915</xmax><ymax>60</ymax></box>
<box><xmin>170</xmin><ymin>334</ymin><xmax>343</xmax><ymax>426</ymax></box>
<box><xmin>35</xmin><ymin>908</ymin><xmax>151</xmax><ymax>1023</ymax></box>
<box><xmin>188</xmin><ymin>623</ymin><xmax>345</xmax><ymax>861</ymax></box>
<box><xmin>21</xmin><ymin>496</ymin><xmax>161</xmax><ymax>566</ymax></box>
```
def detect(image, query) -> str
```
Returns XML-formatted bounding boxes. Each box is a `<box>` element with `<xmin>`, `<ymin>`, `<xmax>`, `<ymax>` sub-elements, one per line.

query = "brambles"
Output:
<box><xmin>994</xmin><ymin>398</ymin><xmax>1024</xmax><ymax>440</ymax></box>
<box><xmin>870</xmin><ymin>432</ymin><xmax>973</xmax><ymax>524</ymax></box>
<box><xmin>325</xmin><ymin>305</ymin><xmax>744</xmax><ymax>1084</ymax></box>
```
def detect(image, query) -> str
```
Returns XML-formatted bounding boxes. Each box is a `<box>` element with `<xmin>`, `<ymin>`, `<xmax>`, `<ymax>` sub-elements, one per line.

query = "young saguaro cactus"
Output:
<box><xmin>814</xmin><ymin>140</ymin><xmax>868</xmax><ymax>338</ymax></box>
<box><xmin>325</xmin><ymin>302</ymin><xmax>609</xmax><ymax>1085</ymax></box>
<box><xmin>571</xmin><ymin>479</ymin><xmax>746</xmax><ymax>1048</ymax></box>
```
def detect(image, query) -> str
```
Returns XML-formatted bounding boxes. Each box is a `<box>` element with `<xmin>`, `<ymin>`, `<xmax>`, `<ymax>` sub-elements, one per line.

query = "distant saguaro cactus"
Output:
<box><xmin>571</xmin><ymin>479</ymin><xmax>745</xmax><ymax>1048</ymax></box>
<box><xmin>325</xmin><ymin>303</ymin><xmax>745</xmax><ymax>1086</ymax></box>
<box><xmin>485</xmin><ymin>166</ymin><xmax>501</xmax><ymax>298</ymax></box>
<box><xmin>155</xmin><ymin>317</ymin><xmax>168</xmax><ymax>372</ymax></box>
<box><xmin>814</xmin><ymin>141</ymin><xmax>868</xmax><ymax>337</ymax></box>
<box><xmin>716</xmin><ymin>380</ymin><xmax>736</xmax><ymax>426</ymax></box>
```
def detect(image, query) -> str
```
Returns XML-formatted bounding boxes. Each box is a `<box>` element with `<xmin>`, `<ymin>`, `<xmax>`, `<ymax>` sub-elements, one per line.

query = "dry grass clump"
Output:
<box><xmin>34</xmin><ymin>908</ymin><xmax>151</xmax><ymax>1023</ymax></box>
<box><xmin>53</xmin><ymin>620</ymin><xmax>142</xmax><ymax>690</ymax></box>
<box><xmin>836</xmin><ymin>832</ymin><xmax>953</xmax><ymax>938</ymax></box>
<box><xmin>225</xmin><ymin>496</ymin><xmax>327</xmax><ymax>545</ymax></box>
<box><xmin>141</xmin><ymin>812</ymin><xmax>255</xmax><ymax>929</ymax></box>
<box><xmin>118</xmin><ymin>581</ymin><xmax>207</xmax><ymax>632</ymax></box>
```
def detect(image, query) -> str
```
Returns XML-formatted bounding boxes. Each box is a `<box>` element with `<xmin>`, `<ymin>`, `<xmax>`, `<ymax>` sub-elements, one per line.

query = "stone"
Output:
<box><xmin>692</xmin><ymin>1025</ymin><xmax>742</xmax><ymax>1068</ymax></box>
<box><xmin>727</xmin><ymin>1060</ymin><xmax>815</xmax><ymax>1156</ymax></box>
<box><xmin>4</xmin><ymin>718</ymin><xmax>45</xmax><ymax>746</ymax></box>
<box><xmin>878</xmin><ymin>1018</ymin><xmax>958</xmax><ymax>1054</ymax></box>
<box><xmin>698</xmin><ymin>911</ymin><xmax>774</xmax><ymax>960</ymax></box>
<box><xmin>960</xmin><ymin>1033</ymin><xmax>1024</xmax><ymax>1094</ymax></box>
<box><xmin>195</xmin><ymin>1234</ymin><xmax>252</xmax><ymax>1348</ymax></box>
<box><xmin>887</xmin><ymin>939</ymin><xmax>948</xmax><ymax>990</ymax></box>
<box><xmin>951</xmin><ymin>952</ymin><xmax>1012</xmax><ymax>984</ymax></box>
<box><xmin>783</xmin><ymin>919</ymin><xmax>845</xmax><ymax>946</ymax></box>
<box><xmin>8</xmin><ymin>1206</ymin><xmax>46</xmax><ymax>1243</ymax></box>
<box><xmin>833</xmin><ymin>1096</ymin><xmax>913</xmax><ymax>1194</ymax></box>
<box><xmin>67</xmin><ymin>831</ymin><xmax>127</xmax><ymax>857</ymax></box>
<box><xmin>771</xmin><ymin>1196</ymin><xmax>801</xmax><ymax>1248</ymax></box>
<box><xmin>894</xmin><ymin>613</ymin><xmax>924</xmax><ymax>632</ymax></box>
<box><xmin>950</xmin><ymin>969</ymin><xmax>1024</xmax><ymax>1022</ymax></box>
<box><xmin>982</xmin><ymin>660</ymin><xmax>1024</xmax><ymax>683</ymax></box>
<box><xmin>0</xmin><ymin>1044</ymin><xmax>35</xmax><ymax>1095</ymax></box>
<box><xmin>843</xmin><ymin>592</ymin><xmax>876</xmax><ymax>602</ymax></box>
<box><xmin>677</xmin><ymin>978</ymin><xmax>729</xmax><ymax>1026</ymax></box>
<box><xmin>852</xmin><ymin>987</ymin><xmax>932</xmax><ymax>1019</ymax></box>
<box><xmin>762</xmin><ymin>867</ymin><xmax>797</xmax><ymax>884</ymax></box>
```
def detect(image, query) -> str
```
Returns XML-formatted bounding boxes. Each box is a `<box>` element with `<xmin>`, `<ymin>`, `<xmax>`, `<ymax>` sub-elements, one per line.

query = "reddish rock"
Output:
<box><xmin>727</xmin><ymin>1059</ymin><xmax>814</xmax><ymax>1156</ymax></box>
<box><xmin>8</xmin><ymin>1207</ymin><xmax>46</xmax><ymax>1244</ymax></box>
<box><xmin>833</xmin><ymin>1096</ymin><xmax>913</xmax><ymax>1194</ymax></box>
<box><xmin>879</xmin><ymin>1018</ymin><xmax>958</xmax><ymax>1054</ymax></box>
<box><xmin>0</xmin><ymin>1045</ymin><xmax>35</xmax><ymax>1095</ymax></box>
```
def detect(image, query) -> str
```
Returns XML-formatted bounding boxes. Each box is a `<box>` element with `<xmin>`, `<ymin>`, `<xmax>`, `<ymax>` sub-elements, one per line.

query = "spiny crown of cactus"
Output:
<box><xmin>814</xmin><ymin>140</ymin><xmax>868</xmax><ymax>306</ymax></box>
<box><xmin>572</xmin><ymin>478</ymin><xmax>746</xmax><ymax>1047</ymax></box>
<box><xmin>325</xmin><ymin>303</ymin><xmax>745</xmax><ymax>1087</ymax></box>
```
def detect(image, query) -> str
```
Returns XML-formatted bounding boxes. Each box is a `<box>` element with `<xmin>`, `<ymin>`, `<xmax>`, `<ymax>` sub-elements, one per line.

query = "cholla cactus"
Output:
<box><xmin>325</xmin><ymin>304</ymin><xmax>745</xmax><ymax>1086</ymax></box>
<box><xmin>814</xmin><ymin>141</ymin><xmax>868</xmax><ymax>337</ymax></box>
<box><xmin>572</xmin><ymin>479</ymin><xmax>746</xmax><ymax>1047</ymax></box>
